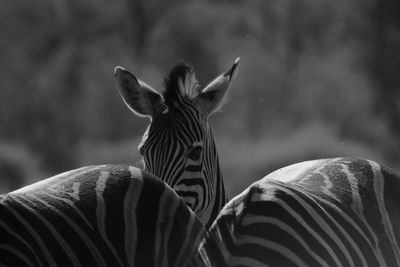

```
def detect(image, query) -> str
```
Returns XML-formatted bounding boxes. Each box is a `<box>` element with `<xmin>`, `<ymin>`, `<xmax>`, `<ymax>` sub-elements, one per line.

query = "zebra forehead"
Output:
<box><xmin>163</xmin><ymin>62</ymin><xmax>200</xmax><ymax>108</ymax></box>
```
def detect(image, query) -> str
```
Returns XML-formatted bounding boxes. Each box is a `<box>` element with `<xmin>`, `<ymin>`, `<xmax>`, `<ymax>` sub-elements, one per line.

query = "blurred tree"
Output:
<box><xmin>126</xmin><ymin>0</ymin><xmax>183</xmax><ymax>54</ymax></box>
<box><xmin>1</xmin><ymin>0</ymin><xmax>400</xmax><ymax>194</ymax></box>
<box><xmin>369</xmin><ymin>0</ymin><xmax>400</xmax><ymax>141</ymax></box>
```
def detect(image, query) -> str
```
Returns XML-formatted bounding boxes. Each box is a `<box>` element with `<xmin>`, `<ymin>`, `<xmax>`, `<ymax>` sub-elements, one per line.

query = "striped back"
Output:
<box><xmin>114</xmin><ymin>59</ymin><xmax>239</xmax><ymax>228</ymax></box>
<box><xmin>196</xmin><ymin>157</ymin><xmax>400</xmax><ymax>267</ymax></box>
<box><xmin>0</xmin><ymin>165</ymin><xmax>205</xmax><ymax>267</ymax></box>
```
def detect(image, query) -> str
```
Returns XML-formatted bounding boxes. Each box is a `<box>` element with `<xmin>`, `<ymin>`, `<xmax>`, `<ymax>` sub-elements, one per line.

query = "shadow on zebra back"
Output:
<box><xmin>0</xmin><ymin>165</ymin><xmax>205</xmax><ymax>267</ymax></box>
<box><xmin>196</xmin><ymin>157</ymin><xmax>400</xmax><ymax>267</ymax></box>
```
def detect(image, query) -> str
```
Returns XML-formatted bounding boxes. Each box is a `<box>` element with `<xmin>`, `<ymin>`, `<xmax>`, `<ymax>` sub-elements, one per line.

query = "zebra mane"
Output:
<box><xmin>163</xmin><ymin>62</ymin><xmax>200</xmax><ymax>108</ymax></box>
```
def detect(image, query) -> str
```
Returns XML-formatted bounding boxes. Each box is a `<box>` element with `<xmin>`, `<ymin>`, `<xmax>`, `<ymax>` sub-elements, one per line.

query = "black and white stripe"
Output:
<box><xmin>114</xmin><ymin>59</ymin><xmax>239</xmax><ymax>228</ymax></box>
<box><xmin>140</xmin><ymin>98</ymin><xmax>225</xmax><ymax>229</ymax></box>
<box><xmin>196</xmin><ymin>157</ymin><xmax>400</xmax><ymax>267</ymax></box>
<box><xmin>0</xmin><ymin>165</ymin><xmax>205</xmax><ymax>267</ymax></box>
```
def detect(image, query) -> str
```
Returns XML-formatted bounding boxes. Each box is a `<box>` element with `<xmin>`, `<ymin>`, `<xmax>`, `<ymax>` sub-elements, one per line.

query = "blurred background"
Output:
<box><xmin>1</xmin><ymin>0</ymin><xmax>399</xmax><ymax>198</ymax></box>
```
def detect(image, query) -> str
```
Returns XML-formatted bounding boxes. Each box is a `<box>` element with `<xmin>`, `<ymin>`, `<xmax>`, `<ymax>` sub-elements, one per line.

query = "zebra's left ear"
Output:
<box><xmin>196</xmin><ymin>58</ymin><xmax>240</xmax><ymax>116</ymax></box>
<box><xmin>114</xmin><ymin>66</ymin><xmax>164</xmax><ymax>119</ymax></box>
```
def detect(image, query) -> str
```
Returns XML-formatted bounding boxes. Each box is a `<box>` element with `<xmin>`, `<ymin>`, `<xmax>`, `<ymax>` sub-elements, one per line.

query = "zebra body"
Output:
<box><xmin>3</xmin><ymin>58</ymin><xmax>400</xmax><ymax>267</ymax></box>
<box><xmin>197</xmin><ymin>157</ymin><xmax>400</xmax><ymax>267</ymax></box>
<box><xmin>0</xmin><ymin>165</ymin><xmax>205</xmax><ymax>267</ymax></box>
<box><xmin>0</xmin><ymin>59</ymin><xmax>240</xmax><ymax>266</ymax></box>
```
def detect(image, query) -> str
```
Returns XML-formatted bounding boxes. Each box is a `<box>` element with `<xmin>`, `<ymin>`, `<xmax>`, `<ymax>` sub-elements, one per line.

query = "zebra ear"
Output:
<box><xmin>114</xmin><ymin>66</ymin><xmax>164</xmax><ymax>119</ymax></box>
<box><xmin>197</xmin><ymin>58</ymin><xmax>240</xmax><ymax>116</ymax></box>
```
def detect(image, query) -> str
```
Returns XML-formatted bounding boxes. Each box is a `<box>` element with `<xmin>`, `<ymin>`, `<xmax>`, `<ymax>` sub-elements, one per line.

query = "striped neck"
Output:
<box><xmin>140</xmin><ymin>100</ymin><xmax>226</xmax><ymax>228</ymax></box>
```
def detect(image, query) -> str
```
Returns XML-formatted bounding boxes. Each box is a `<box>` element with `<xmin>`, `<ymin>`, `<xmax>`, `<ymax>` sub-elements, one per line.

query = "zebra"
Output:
<box><xmin>0</xmin><ymin>165</ymin><xmax>205</xmax><ymax>267</ymax></box>
<box><xmin>0</xmin><ymin>59</ymin><xmax>239</xmax><ymax>266</ymax></box>
<box><xmin>4</xmin><ymin>58</ymin><xmax>400</xmax><ymax>267</ymax></box>
<box><xmin>114</xmin><ymin>58</ymin><xmax>240</xmax><ymax>228</ymax></box>
<box><xmin>196</xmin><ymin>157</ymin><xmax>400</xmax><ymax>267</ymax></box>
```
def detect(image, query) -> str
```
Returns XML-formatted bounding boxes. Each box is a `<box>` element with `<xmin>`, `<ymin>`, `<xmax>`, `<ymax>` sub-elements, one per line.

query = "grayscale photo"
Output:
<box><xmin>1</xmin><ymin>0</ymin><xmax>399</xmax><ymax>266</ymax></box>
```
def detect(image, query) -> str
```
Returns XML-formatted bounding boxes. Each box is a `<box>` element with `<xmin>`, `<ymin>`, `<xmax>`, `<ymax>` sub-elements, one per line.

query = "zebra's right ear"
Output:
<box><xmin>114</xmin><ymin>66</ymin><xmax>164</xmax><ymax>119</ymax></box>
<box><xmin>196</xmin><ymin>58</ymin><xmax>240</xmax><ymax>116</ymax></box>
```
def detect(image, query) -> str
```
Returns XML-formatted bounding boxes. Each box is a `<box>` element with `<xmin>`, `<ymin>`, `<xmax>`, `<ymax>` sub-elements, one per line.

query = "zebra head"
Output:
<box><xmin>114</xmin><ymin>58</ymin><xmax>240</xmax><ymax>228</ymax></box>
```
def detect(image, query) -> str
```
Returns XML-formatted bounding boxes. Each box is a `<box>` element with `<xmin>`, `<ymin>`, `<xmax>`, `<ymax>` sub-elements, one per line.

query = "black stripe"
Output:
<box><xmin>135</xmin><ymin>176</ymin><xmax>164</xmax><ymax>266</ymax></box>
<box><xmin>103</xmin><ymin>168</ymin><xmax>132</xmax><ymax>266</ymax></box>
<box><xmin>167</xmin><ymin>200</ymin><xmax>191</xmax><ymax>265</ymax></box>
<box><xmin>283</xmin><ymin>185</ymin><xmax>370</xmax><ymax>267</ymax></box>
<box><xmin>0</xmin><ymin>249</ymin><xmax>32</xmax><ymax>267</ymax></box>
<box><xmin>0</xmin><ymin>217</ymin><xmax>41</xmax><ymax>266</ymax></box>
<box><xmin>11</xmin><ymin>196</ymin><xmax>73</xmax><ymax>266</ymax></box>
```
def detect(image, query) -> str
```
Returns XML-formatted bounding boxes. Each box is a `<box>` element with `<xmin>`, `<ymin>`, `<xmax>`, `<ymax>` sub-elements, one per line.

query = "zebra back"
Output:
<box><xmin>196</xmin><ymin>157</ymin><xmax>400</xmax><ymax>267</ymax></box>
<box><xmin>0</xmin><ymin>165</ymin><xmax>205</xmax><ymax>267</ymax></box>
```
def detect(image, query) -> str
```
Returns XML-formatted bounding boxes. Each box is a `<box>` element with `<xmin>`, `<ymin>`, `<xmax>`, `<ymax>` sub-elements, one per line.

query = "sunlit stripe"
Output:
<box><xmin>241</xmin><ymin>215</ymin><xmax>329</xmax><ymax>267</ymax></box>
<box><xmin>212</xmin><ymin>224</ymin><xmax>232</xmax><ymax>265</ymax></box>
<box><xmin>4</xmin><ymin>201</ymin><xmax>58</xmax><ymax>266</ymax></box>
<box><xmin>262</xmin><ymin>191</ymin><xmax>343</xmax><ymax>266</ymax></box>
<box><xmin>298</xmin><ymin>191</ymin><xmax>369</xmax><ymax>266</ymax></box>
<box><xmin>95</xmin><ymin>171</ymin><xmax>124</xmax><ymax>266</ymax></box>
<box><xmin>41</xmin><ymin>192</ymin><xmax>94</xmax><ymax>231</ymax></box>
<box><xmin>28</xmin><ymin>194</ymin><xmax>106</xmax><ymax>266</ymax></box>
<box><xmin>266</xmin><ymin>159</ymin><xmax>330</xmax><ymax>183</ymax></box>
<box><xmin>0</xmin><ymin>244</ymin><xmax>36</xmax><ymax>267</ymax></box>
<box><xmin>15</xmin><ymin>196</ymin><xmax>82</xmax><ymax>267</ymax></box>
<box><xmin>339</xmin><ymin>164</ymin><xmax>363</xmax><ymax>218</ymax></box>
<box><xmin>274</xmin><ymin>184</ymin><xmax>354</xmax><ymax>267</ymax></box>
<box><xmin>335</xmin><ymin>166</ymin><xmax>387</xmax><ymax>267</ymax></box>
<box><xmin>8</xmin><ymin>167</ymin><xmax>93</xmax><ymax>195</ymax></box>
<box><xmin>197</xmin><ymin>241</ymin><xmax>213</xmax><ymax>267</ymax></box>
<box><xmin>370</xmin><ymin>160</ymin><xmax>400</xmax><ymax>265</ymax></box>
<box><xmin>124</xmin><ymin>167</ymin><xmax>143</xmax><ymax>267</ymax></box>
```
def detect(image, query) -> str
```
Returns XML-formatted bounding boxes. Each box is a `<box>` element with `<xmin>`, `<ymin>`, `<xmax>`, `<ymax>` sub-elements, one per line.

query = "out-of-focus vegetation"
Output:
<box><xmin>1</xmin><ymin>0</ymin><xmax>399</xmax><ymax>197</ymax></box>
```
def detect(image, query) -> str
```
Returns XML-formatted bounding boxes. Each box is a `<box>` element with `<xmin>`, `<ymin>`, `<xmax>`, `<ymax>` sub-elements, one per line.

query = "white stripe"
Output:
<box><xmin>0</xmin><ymin>220</ymin><xmax>41</xmax><ymax>266</ymax></box>
<box><xmin>274</xmin><ymin>184</ymin><xmax>353</xmax><ymax>267</ymax></box>
<box><xmin>370</xmin><ymin>160</ymin><xmax>400</xmax><ymax>265</ymax></box>
<box><xmin>212</xmin><ymin>224</ymin><xmax>271</xmax><ymax>267</ymax></box>
<box><xmin>340</xmin><ymin>164</ymin><xmax>364</xmax><ymax>220</ymax></box>
<box><xmin>306</xmin><ymin>195</ymin><xmax>369</xmax><ymax>266</ymax></box>
<box><xmin>16</xmin><ymin>196</ymin><xmax>82</xmax><ymax>267</ymax></box>
<box><xmin>197</xmin><ymin>240</ymin><xmax>212</xmax><ymax>267</ymax></box>
<box><xmin>241</xmin><ymin>215</ymin><xmax>329</xmax><ymax>267</ymax></box>
<box><xmin>265</xmin><ymin>159</ymin><xmax>332</xmax><ymax>183</ymax></box>
<box><xmin>3</xmin><ymin>201</ymin><xmax>58</xmax><ymax>266</ymax></box>
<box><xmin>124</xmin><ymin>167</ymin><xmax>143</xmax><ymax>267</ymax></box>
<box><xmin>236</xmin><ymin>235</ymin><xmax>308</xmax><ymax>267</ymax></box>
<box><xmin>41</xmin><ymin>192</ymin><xmax>94</xmax><ymax>231</ymax></box>
<box><xmin>338</xmin><ymin>163</ymin><xmax>387</xmax><ymax>267</ymax></box>
<box><xmin>257</xmin><ymin>187</ymin><xmax>343</xmax><ymax>266</ymax></box>
<box><xmin>29</xmin><ymin>194</ymin><xmax>106</xmax><ymax>266</ymax></box>
<box><xmin>8</xmin><ymin>166</ymin><xmax>93</xmax><ymax>195</ymax></box>
<box><xmin>95</xmin><ymin>171</ymin><xmax>124</xmax><ymax>266</ymax></box>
